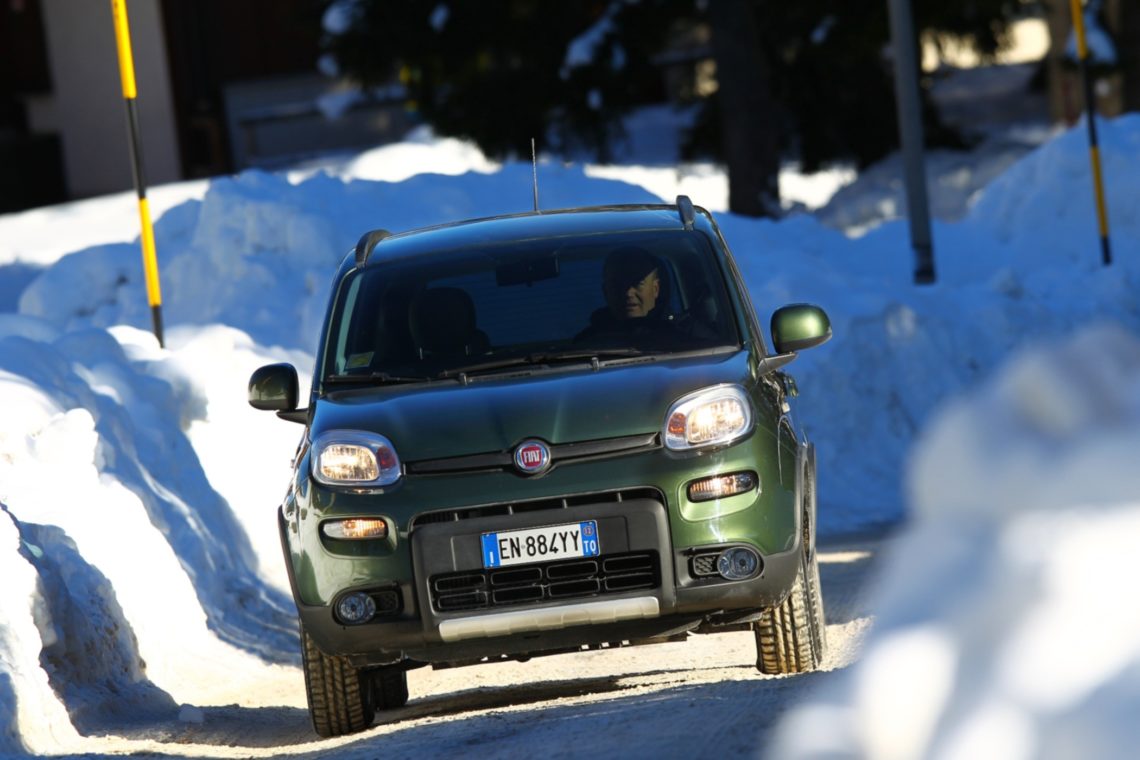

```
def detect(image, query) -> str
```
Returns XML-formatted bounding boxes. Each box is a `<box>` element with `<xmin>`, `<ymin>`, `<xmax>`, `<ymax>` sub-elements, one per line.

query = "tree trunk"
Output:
<box><xmin>1119</xmin><ymin>0</ymin><xmax>1140</xmax><ymax>112</ymax></box>
<box><xmin>707</xmin><ymin>0</ymin><xmax>779</xmax><ymax>218</ymax></box>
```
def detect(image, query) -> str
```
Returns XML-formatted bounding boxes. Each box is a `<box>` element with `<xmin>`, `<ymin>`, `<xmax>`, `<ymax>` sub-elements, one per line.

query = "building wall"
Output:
<box><xmin>159</xmin><ymin>0</ymin><xmax>326</xmax><ymax>177</ymax></box>
<box><xmin>23</xmin><ymin>0</ymin><xmax>180</xmax><ymax>198</ymax></box>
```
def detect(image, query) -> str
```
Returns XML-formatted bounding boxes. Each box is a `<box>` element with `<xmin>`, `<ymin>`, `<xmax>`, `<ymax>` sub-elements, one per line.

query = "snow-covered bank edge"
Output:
<box><xmin>0</xmin><ymin>319</ymin><xmax>306</xmax><ymax>754</ymax></box>
<box><xmin>770</xmin><ymin>324</ymin><xmax>1140</xmax><ymax>759</ymax></box>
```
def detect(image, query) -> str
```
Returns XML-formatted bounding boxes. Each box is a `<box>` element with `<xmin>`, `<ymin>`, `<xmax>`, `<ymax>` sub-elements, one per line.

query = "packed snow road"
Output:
<box><xmin>67</xmin><ymin>538</ymin><xmax>881</xmax><ymax>759</ymax></box>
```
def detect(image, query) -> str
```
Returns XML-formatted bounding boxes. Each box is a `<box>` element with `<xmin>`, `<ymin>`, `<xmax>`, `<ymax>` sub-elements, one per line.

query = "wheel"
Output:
<box><xmin>754</xmin><ymin>547</ymin><xmax>827</xmax><ymax>674</ymax></box>
<box><xmin>300</xmin><ymin>624</ymin><xmax>375</xmax><ymax>737</ymax></box>
<box><xmin>372</xmin><ymin>664</ymin><xmax>409</xmax><ymax>711</ymax></box>
<box><xmin>754</xmin><ymin>458</ymin><xmax>827</xmax><ymax>675</ymax></box>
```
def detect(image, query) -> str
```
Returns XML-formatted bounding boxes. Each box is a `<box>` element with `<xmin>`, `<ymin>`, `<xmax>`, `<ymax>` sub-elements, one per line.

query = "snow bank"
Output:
<box><xmin>966</xmin><ymin>114</ymin><xmax>1140</xmax><ymax>271</ymax></box>
<box><xmin>721</xmin><ymin>115</ymin><xmax>1140</xmax><ymax>531</ymax></box>
<box><xmin>0</xmin><ymin>317</ymin><xmax>299</xmax><ymax>754</ymax></box>
<box><xmin>769</xmin><ymin>324</ymin><xmax>1140</xmax><ymax>759</ymax></box>
<box><xmin>0</xmin><ymin>181</ymin><xmax>210</xmax><ymax>270</ymax></box>
<box><xmin>0</xmin><ymin>504</ymin><xmax>83</xmax><ymax>756</ymax></box>
<box><xmin>17</xmin><ymin>164</ymin><xmax>659</xmax><ymax>352</ymax></box>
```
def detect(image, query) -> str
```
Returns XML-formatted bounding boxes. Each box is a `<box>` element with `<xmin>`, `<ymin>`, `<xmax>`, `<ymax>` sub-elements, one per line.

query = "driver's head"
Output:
<box><xmin>603</xmin><ymin>247</ymin><xmax>661</xmax><ymax>319</ymax></box>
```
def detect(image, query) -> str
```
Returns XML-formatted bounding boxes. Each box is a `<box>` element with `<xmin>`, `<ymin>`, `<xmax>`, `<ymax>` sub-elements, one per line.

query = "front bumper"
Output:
<box><xmin>286</xmin><ymin>489</ymin><xmax>802</xmax><ymax>666</ymax></box>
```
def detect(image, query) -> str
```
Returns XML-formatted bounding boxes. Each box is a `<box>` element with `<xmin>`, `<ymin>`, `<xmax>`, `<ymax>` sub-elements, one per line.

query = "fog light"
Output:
<box><xmin>335</xmin><ymin>592</ymin><xmax>377</xmax><ymax>625</ymax></box>
<box><xmin>321</xmin><ymin>518</ymin><xmax>388</xmax><ymax>540</ymax></box>
<box><xmin>688</xmin><ymin>472</ymin><xmax>758</xmax><ymax>502</ymax></box>
<box><xmin>717</xmin><ymin>547</ymin><xmax>760</xmax><ymax>580</ymax></box>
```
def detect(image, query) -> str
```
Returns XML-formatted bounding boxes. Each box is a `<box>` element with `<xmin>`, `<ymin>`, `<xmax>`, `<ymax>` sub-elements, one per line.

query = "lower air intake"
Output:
<box><xmin>431</xmin><ymin>551</ymin><xmax>659</xmax><ymax>612</ymax></box>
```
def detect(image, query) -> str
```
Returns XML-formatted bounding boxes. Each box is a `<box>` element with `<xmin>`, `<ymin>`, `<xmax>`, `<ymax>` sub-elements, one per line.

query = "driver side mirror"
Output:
<box><xmin>771</xmin><ymin>304</ymin><xmax>832</xmax><ymax>354</ymax></box>
<box><xmin>248</xmin><ymin>363</ymin><xmax>299</xmax><ymax>412</ymax></box>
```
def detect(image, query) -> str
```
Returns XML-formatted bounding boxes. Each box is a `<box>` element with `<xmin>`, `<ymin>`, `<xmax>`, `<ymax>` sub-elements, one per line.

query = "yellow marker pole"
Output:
<box><xmin>1069</xmin><ymin>0</ymin><xmax>1113</xmax><ymax>266</ymax></box>
<box><xmin>110</xmin><ymin>0</ymin><xmax>165</xmax><ymax>345</ymax></box>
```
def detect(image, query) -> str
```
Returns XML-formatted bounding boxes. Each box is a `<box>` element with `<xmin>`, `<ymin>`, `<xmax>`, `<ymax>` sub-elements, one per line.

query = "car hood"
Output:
<box><xmin>311</xmin><ymin>350</ymin><xmax>752</xmax><ymax>461</ymax></box>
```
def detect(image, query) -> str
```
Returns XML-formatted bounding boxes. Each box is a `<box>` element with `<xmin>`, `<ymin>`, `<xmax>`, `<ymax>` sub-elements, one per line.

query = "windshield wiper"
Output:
<box><xmin>325</xmin><ymin>372</ymin><xmax>430</xmax><ymax>385</ymax></box>
<box><xmin>537</xmin><ymin>348</ymin><xmax>643</xmax><ymax>362</ymax></box>
<box><xmin>434</xmin><ymin>356</ymin><xmax>536</xmax><ymax>378</ymax></box>
<box><xmin>435</xmin><ymin>348</ymin><xmax>644</xmax><ymax>379</ymax></box>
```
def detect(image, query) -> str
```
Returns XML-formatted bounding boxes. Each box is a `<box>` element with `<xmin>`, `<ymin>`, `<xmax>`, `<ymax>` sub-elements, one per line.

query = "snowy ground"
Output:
<box><xmin>1</xmin><ymin>99</ymin><xmax>1139</xmax><ymax>757</ymax></box>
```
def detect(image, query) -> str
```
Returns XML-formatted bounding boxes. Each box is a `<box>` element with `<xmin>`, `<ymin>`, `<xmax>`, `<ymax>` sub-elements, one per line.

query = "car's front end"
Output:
<box><xmin>284</xmin><ymin>348</ymin><xmax>805</xmax><ymax>667</ymax></box>
<box><xmin>249</xmin><ymin>199</ymin><xmax>832</xmax><ymax>736</ymax></box>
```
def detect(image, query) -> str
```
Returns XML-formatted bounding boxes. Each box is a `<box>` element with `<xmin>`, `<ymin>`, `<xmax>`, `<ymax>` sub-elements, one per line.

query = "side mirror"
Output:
<box><xmin>771</xmin><ymin>304</ymin><xmax>832</xmax><ymax>355</ymax></box>
<box><xmin>248</xmin><ymin>363</ymin><xmax>299</xmax><ymax>412</ymax></box>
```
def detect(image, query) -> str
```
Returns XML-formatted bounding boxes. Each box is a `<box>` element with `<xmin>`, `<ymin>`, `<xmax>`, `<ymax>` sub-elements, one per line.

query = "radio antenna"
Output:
<box><xmin>531</xmin><ymin>137</ymin><xmax>540</xmax><ymax>212</ymax></box>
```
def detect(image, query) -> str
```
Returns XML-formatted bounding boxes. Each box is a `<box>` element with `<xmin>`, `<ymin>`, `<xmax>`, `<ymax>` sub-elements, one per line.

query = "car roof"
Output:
<box><xmin>355</xmin><ymin>203</ymin><xmax>717</xmax><ymax>268</ymax></box>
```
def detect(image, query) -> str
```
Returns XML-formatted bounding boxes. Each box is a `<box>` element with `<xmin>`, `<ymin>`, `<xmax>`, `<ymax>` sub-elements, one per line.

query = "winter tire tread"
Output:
<box><xmin>300</xmin><ymin>625</ymin><xmax>375</xmax><ymax>738</ymax></box>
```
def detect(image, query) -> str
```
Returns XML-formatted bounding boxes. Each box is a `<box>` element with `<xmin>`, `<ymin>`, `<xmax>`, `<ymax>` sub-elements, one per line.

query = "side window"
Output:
<box><xmin>331</xmin><ymin>276</ymin><xmax>362</xmax><ymax>374</ymax></box>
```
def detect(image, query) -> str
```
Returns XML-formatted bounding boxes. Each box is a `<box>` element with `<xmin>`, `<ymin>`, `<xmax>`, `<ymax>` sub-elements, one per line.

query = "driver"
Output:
<box><xmin>601</xmin><ymin>246</ymin><xmax>663</xmax><ymax>320</ymax></box>
<box><xmin>574</xmin><ymin>246</ymin><xmax>672</xmax><ymax>343</ymax></box>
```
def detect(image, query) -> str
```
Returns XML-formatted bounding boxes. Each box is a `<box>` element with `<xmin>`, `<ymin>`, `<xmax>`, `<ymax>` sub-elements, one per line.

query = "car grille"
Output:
<box><xmin>410</xmin><ymin>487</ymin><xmax>662</xmax><ymax>529</ymax></box>
<box><xmin>372</xmin><ymin>589</ymin><xmax>401</xmax><ymax>616</ymax></box>
<box><xmin>405</xmin><ymin>433</ymin><xmax>659</xmax><ymax>476</ymax></box>
<box><xmin>691</xmin><ymin>551</ymin><xmax>722</xmax><ymax>578</ymax></box>
<box><xmin>430</xmin><ymin>551</ymin><xmax>660</xmax><ymax>612</ymax></box>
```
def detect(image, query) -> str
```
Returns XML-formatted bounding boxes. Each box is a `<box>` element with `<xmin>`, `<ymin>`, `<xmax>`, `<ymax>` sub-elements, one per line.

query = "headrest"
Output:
<box><xmin>409</xmin><ymin>287</ymin><xmax>477</xmax><ymax>355</ymax></box>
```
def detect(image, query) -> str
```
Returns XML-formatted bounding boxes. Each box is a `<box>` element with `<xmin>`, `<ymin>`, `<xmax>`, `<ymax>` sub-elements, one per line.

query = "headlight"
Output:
<box><xmin>664</xmin><ymin>384</ymin><xmax>753</xmax><ymax>451</ymax></box>
<box><xmin>311</xmin><ymin>431</ymin><xmax>402</xmax><ymax>487</ymax></box>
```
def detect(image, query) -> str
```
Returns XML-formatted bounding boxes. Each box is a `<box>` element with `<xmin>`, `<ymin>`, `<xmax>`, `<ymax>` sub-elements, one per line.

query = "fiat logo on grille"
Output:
<box><xmin>514</xmin><ymin>439</ymin><xmax>551</xmax><ymax>475</ymax></box>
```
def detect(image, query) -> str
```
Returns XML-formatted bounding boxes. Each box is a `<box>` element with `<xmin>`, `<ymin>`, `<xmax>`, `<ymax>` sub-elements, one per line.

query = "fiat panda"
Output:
<box><xmin>248</xmin><ymin>196</ymin><xmax>832</xmax><ymax>737</ymax></box>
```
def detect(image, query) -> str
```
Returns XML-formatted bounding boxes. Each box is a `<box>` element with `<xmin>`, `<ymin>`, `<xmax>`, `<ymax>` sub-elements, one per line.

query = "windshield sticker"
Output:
<box><xmin>346</xmin><ymin>352</ymin><xmax>374</xmax><ymax>369</ymax></box>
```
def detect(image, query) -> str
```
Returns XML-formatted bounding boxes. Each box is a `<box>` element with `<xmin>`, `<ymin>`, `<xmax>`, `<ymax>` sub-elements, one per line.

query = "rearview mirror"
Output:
<box><xmin>771</xmin><ymin>304</ymin><xmax>832</xmax><ymax>355</ymax></box>
<box><xmin>495</xmin><ymin>256</ymin><xmax>559</xmax><ymax>286</ymax></box>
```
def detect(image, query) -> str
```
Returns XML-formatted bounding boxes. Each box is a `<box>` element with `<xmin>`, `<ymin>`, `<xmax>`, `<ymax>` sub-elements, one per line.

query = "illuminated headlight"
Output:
<box><xmin>312</xmin><ymin>431</ymin><xmax>401</xmax><ymax>487</ymax></box>
<box><xmin>664</xmin><ymin>385</ymin><xmax>753</xmax><ymax>451</ymax></box>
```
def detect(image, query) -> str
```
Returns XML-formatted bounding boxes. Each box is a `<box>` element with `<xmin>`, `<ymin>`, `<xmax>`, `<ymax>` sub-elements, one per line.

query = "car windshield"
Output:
<box><xmin>321</xmin><ymin>228</ymin><xmax>742</xmax><ymax>382</ymax></box>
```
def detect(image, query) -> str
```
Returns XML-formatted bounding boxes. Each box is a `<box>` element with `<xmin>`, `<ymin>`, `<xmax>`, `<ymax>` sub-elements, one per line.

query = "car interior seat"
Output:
<box><xmin>408</xmin><ymin>287</ymin><xmax>490</xmax><ymax>359</ymax></box>
<box><xmin>692</xmin><ymin>287</ymin><xmax>718</xmax><ymax>326</ymax></box>
<box><xmin>369</xmin><ymin>288</ymin><xmax>415</xmax><ymax>366</ymax></box>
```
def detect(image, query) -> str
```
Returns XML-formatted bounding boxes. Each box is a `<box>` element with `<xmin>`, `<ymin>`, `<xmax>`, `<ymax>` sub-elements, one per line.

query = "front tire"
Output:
<box><xmin>754</xmin><ymin>457</ymin><xmax>827</xmax><ymax>674</ymax></box>
<box><xmin>754</xmin><ymin>551</ymin><xmax>827</xmax><ymax>674</ymax></box>
<box><xmin>301</xmin><ymin>625</ymin><xmax>375</xmax><ymax>737</ymax></box>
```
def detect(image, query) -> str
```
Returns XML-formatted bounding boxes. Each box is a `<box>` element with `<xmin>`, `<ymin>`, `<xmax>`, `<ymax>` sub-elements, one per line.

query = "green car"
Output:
<box><xmin>248</xmin><ymin>197</ymin><xmax>832</xmax><ymax>737</ymax></box>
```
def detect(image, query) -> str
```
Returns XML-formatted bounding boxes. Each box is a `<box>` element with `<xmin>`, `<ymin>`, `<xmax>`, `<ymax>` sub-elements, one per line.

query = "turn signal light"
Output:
<box><xmin>688</xmin><ymin>472</ymin><xmax>758</xmax><ymax>502</ymax></box>
<box><xmin>321</xmin><ymin>518</ymin><xmax>388</xmax><ymax>540</ymax></box>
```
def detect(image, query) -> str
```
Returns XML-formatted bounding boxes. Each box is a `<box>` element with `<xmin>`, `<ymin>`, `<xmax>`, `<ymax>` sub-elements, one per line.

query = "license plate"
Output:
<box><xmin>481</xmin><ymin>520</ymin><xmax>599</xmax><ymax>568</ymax></box>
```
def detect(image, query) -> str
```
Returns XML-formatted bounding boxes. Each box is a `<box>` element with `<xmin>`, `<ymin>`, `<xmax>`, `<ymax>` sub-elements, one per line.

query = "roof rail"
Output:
<box><xmin>676</xmin><ymin>195</ymin><xmax>695</xmax><ymax>230</ymax></box>
<box><xmin>354</xmin><ymin>229</ymin><xmax>392</xmax><ymax>267</ymax></box>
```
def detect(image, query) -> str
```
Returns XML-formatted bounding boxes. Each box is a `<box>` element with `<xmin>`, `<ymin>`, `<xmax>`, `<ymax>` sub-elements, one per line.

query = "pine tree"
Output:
<box><xmin>322</xmin><ymin>0</ymin><xmax>1028</xmax><ymax>217</ymax></box>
